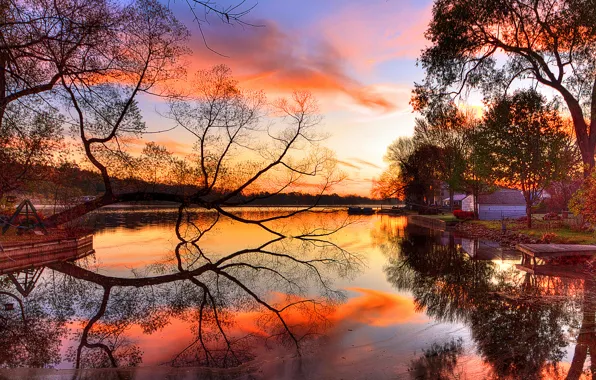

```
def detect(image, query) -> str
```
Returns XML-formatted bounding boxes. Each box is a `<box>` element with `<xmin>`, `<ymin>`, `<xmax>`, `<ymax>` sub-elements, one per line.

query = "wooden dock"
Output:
<box><xmin>0</xmin><ymin>235</ymin><xmax>94</xmax><ymax>274</ymax></box>
<box><xmin>515</xmin><ymin>263</ymin><xmax>592</xmax><ymax>280</ymax></box>
<box><xmin>516</xmin><ymin>244</ymin><xmax>596</xmax><ymax>258</ymax></box>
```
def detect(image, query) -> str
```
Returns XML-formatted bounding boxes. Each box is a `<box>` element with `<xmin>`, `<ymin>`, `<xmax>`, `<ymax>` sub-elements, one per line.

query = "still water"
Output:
<box><xmin>0</xmin><ymin>208</ymin><xmax>593</xmax><ymax>379</ymax></box>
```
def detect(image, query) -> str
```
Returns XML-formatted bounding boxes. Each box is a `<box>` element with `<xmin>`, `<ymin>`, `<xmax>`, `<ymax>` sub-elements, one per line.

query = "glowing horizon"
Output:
<box><xmin>132</xmin><ymin>0</ymin><xmax>435</xmax><ymax>197</ymax></box>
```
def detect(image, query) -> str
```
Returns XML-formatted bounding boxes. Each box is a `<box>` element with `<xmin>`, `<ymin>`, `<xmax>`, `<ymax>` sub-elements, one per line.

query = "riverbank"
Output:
<box><xmin>454</xmin><ymin>219</ymin><xmax>596</xmax><ymax>249</ymax></box>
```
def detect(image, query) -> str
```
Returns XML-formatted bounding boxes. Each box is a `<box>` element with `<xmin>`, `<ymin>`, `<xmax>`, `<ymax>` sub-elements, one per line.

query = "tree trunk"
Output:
<box><xmin>526</xmin><ymin>200</ymin><xmax>532</xmax><ymax>229</ymax></box>
<box><xmin>449</xmin><ymin>188</ymin><xmax>454</xmax><ymax>211</ymax></box>
<box><xmin>45</xmin><ymin>191</ymin><xmax>191</xmax><ymax>227</ymax></box>
<box><xmin>473</xmin><ymin>186</ymin><xmax>479</xmax><ymax>219</ymax></box>
<box><xmin>580</xmin><ymin>140</ymin><xmax>595</xmax><ymax>178</ymax></box>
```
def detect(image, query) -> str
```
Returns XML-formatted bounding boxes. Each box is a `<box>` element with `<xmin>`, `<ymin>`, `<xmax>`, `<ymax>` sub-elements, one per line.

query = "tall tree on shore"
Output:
<box><xmin>414</xmin><ymin>104</ymin><xmax>468</xmax><ymax>210</ymax></box>
<box><xmin>413</xmin><ymin>0</ymin><xmax>596</xmax><ymax>175</ymax></box>
<box><xmin>376</xmin><ymin>138</ymin><xmax>443</xmax><ymax>208</ymax></box>
<box><xmin>477</xmin><ymin>89</ymin><xmax>573</xmax><ymax>227</ymax></box>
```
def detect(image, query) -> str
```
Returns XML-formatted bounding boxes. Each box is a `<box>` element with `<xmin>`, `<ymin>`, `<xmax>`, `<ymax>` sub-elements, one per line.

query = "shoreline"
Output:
<box><xmin>453</xmin><ymin>221</ymin><xmax>543</xmax><ymax>249</ymax></box>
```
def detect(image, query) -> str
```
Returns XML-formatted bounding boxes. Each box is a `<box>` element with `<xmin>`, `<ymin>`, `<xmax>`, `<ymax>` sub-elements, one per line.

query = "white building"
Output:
<box><xmin>461</xmin><ymin>189</ymin><xmax>526</xmax><ymax>220</ymax></box>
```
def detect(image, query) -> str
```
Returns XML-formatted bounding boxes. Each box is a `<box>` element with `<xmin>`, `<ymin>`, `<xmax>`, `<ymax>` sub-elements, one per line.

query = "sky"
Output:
<box><xmin>138</xmin><ymin>0</ymin><xmax>435</xmax><ymax>196</ymax></box>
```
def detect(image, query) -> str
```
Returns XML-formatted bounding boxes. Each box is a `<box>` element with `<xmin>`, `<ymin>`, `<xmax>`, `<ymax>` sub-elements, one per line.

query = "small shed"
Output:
<box><xmin>442</xmin><ymin>194</ymin><xmax>467</xmax><ymax>208</ymax></box>
<box><xmin>461</xmin><ymin>189</ymin><xmax>526</xmax><ymax>220</ymax></box>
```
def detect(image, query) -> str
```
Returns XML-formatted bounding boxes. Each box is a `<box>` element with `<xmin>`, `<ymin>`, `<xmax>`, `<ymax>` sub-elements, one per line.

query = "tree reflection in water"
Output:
<box><xmin>0</xmin><ymin>208</ymin><xmax>362</xmax><ymax>370</ymax></box>
<box><xmin>383</xmin><ymin>223</ymin><xmax>594</xmax><ymax>379</ymax></box>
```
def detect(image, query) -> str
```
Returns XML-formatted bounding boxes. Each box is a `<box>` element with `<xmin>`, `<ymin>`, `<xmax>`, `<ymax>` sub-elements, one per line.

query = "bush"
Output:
<box><xmin>453</xmin><ymin>210</ymin><xmax>474</xmax><ymax>220</ymax></box>
<box><xmin>541</xmin><ymin>232</ymin><xmax>556</xmax><ymax>243</ymax></box>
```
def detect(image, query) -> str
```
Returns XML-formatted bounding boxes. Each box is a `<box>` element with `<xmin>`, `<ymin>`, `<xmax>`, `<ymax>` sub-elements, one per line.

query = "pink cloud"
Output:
<box><xmin>179</xmin><ymin>20</ymin><xmax>398</xmax><ymax>113</ymax></box>
<box><xmin>318</xmin><ymin>3</ymin><xmax>432</xmax><ymax>69</ymax></box>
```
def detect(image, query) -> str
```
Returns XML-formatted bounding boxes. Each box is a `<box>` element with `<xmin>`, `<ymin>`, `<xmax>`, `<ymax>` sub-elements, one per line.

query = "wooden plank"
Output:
<box><xmin>0</xmin><ymin>235</ymin><xmax>94</xmax><ymax>274</ymax></box>
<box><xmin>516</xmin><ymin>263</ymin><xmax>592</xmax><ymax>280</ymax></box>
<box><xmin>516</xmin><ymin>244</ymin><xmax>596</xmax><ymax>258</ymax></box>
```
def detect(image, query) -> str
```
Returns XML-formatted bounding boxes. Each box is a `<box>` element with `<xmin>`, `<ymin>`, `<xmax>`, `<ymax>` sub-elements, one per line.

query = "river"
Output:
<box><xmin>0</xmin><ymin>207</ymin><xmax>593</xmax><ymax>379</ymax></box>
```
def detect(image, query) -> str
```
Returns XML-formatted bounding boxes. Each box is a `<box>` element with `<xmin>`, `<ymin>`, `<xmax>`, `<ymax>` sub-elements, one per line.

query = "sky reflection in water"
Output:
<box><xmin>0</xmin><ymin>208</ymin><xmax>593</xmax><ymax>379</ymax></box>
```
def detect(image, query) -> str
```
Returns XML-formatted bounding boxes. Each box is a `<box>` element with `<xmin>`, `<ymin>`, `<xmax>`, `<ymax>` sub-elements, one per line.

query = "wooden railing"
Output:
<box><xmin>0</xmin><ymin>235</ymin><xmax>94</xmax><ymax>274</ymax></box>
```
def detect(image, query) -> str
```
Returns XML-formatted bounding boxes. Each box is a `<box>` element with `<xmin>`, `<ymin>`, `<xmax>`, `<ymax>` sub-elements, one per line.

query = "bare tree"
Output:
<box><xmin>48</xmin><ymin>64</ymin><xmax>342</xmax><ymax>235</ymax></box>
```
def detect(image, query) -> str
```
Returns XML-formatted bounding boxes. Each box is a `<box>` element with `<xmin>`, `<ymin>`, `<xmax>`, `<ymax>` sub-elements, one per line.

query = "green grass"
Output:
<box><xmin>467</xmin><ymin>219</ymin><xmax>596</xmax><ymax>244</ymax></box>
<box><xmin>423</xmin><ymin>214</ymin><xmax>458</xmax><ymax>222</ymax></box>
<box><xmin>517</xmin><ymin>226</ymin><xmax>596</xmax><ymax>244</ymax></box>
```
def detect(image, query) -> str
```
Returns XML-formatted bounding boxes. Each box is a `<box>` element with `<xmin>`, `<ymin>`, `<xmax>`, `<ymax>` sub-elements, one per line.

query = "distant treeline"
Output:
<box><xmin>6</xmin><ymin>164</ymin><xmax>387</xmax><ymax>206</ymax></box>
<box><xmin>230</xmin><ymin>192</ymin><xmax>389</xmax><ymax>206</ymax></box>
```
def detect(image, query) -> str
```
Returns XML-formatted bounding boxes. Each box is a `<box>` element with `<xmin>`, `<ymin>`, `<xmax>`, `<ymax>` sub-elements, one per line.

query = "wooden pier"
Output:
<box><xmin>0</xmin><ymin>235</ymin><xmax>94</xmax><ymax>274</ymax></box>
<box><xmin>515</xmin><ymin>263</ymin><xmax>592</xmax><ymax>279</ymax></box>
<box><xmin>516</xmin><ymin>243</ymin><xmax>596</xmax><ymax>268</ymax></box>
<box><xmin>517</xmin><ymin>244</ymin><xmax>596</xmax><ymax>258</ymax></box>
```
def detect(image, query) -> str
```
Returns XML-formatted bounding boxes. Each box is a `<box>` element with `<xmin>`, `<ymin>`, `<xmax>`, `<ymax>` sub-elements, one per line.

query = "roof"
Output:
<box><xmin>442</xmin><ymin>194</ymin><xmax>467</xmax><ymax>202</ymax></box>
<box><xmin>477</xmin><ymin>189</ymin><xmax>525</xmax><ymax>205</ymax></box>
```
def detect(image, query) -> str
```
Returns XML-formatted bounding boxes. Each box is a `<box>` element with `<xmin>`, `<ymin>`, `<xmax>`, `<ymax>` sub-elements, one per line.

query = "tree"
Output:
<box><xmin>413</xmin><ymin>0</ymin><xmax>596</xmax><ymax>175</ymax></box>
<box><xmin>372</xmin><ymin>138</ymin><xmax>413</xmax><ymax>200</ymax></box>
<box><xmin>414</xmin><ymin>104</ymin><xmax>469</xmax><ymax>210</ymax></box>
<box><xmin>375</xmin><ymin>137</ymin><xmax>444</xmax><ymax>208</ymax></box>
<box><xmin>477</xmin><ymin>89</ymin><xmax>573</xmax><ymax>227</ymax></box>
<box><xmin>0</xmin><ymin>0</ymin><xmax>255</xmax><ymax>198</ymax></box>
<box><xmin>48</xmin><ymin>64</ymin><xmax>340</xmax><ymax>233</ymax></box>
<box><xmin>0</xmin><ymin>0</ymin><xmax>253</xmax><ymax>127</ymax></box>
<box><xmin>0</xmin><ymin>103</ymin><xmax>64</xmax><ymax>200</ymax></box>
<box><xmin>461</xmin><ymin>118</ymin><xmax>496</xmax><ymax>218</ymax></box>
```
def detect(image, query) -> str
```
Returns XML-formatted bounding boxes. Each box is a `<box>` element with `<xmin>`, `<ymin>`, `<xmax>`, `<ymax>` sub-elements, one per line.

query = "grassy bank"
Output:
<box><xmin>423</xmin><ymin>214</ymin><xmax>459</xmax><ymax>222</ymax></box>
<box><xmin>470</xmin><ymin>219</ymin><xmax>596</xmax><ymax>245</ymax></box>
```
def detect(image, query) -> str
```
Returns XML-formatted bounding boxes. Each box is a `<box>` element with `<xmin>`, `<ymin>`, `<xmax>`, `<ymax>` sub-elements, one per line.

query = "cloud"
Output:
<box><xmin>318</xmin><ymin>2</ymin><xmax>432</xmax><ymax>68</ymax></box>
<box><xmin>176</xmin><ymin>15</ymin><xmax>397</xmax><ymax>113</ymax></box>
<box><xmin>349</xmin><ymin>158</ymin><xmax>381</xmax><ymax>169</ymax></box>
<box><xmin>336</xmin><ymin>159</ymin><xmax>361</xmax><ymax>170</ymax></box>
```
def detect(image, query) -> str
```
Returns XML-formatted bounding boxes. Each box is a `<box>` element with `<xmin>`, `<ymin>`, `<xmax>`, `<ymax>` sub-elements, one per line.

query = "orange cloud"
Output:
<box><xmin>349</xmin><ymin>158</ymin><xmax>381</xmax><ymax>170</ymax></box>
<box><xmin>336</xmin><ymin>159</ymin><xmax>361</xmax><ymax>170</ymax></box>
<box><xmin>334</xmin><ymin>287</ymin><xmax>427</xmax><ymax>327</ymax></box>
<box><xmin>180</xmin><ymin>20</ymin><xmax>397</xmax><ymax>113</ymax></box>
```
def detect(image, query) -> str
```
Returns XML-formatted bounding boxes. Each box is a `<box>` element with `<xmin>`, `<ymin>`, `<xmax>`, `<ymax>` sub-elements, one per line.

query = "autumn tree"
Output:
<box><xmin>48</xmin><ymin>63</ymin><xmax>340</xmax><ymax>234</ymax></box>
<box><xmin>477</xmin><ymin>89</ymin><xmax>573</xmax><ymax>227</ymax></box>
<box><xmin>414</xmin><ymin>0</ymin><xmax>596</xmax><ymax>175</ymax></box>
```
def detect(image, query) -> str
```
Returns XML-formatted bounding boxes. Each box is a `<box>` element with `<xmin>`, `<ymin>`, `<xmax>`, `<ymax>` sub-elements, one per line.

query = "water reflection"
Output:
<box><xmin>1</xmin><ymin>208</ymin><xmax>363</xmax><ymax>373</ymax></box>
<box><xmin>0</xmin><ymin>210</ymin><xmax>594</xmax><ymax>379</ymax></box>
<box><xmin>383</xmin><ymin>223</ymin><xmax>594</xmax><ymax>379</ymax></box>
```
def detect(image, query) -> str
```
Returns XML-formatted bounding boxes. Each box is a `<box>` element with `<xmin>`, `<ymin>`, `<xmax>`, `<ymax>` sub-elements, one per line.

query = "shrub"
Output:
<box><xmin>541</xmin><ymin>232</ymin><xmax>556</xmax><ymax>243</ymax></box>
<box><xmin>453</xmin><ymin>210</ymin><xmax>474</xmax><ymax>220</ymax></box>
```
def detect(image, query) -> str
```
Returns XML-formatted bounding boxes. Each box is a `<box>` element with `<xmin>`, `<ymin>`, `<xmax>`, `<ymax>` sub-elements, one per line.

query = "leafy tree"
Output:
<box><xmin>377</xmin><ymin>138</ymin><xmax>444</xmax><ymax>208</ymax></box>
<box><xmin>0</xmin><ymin>103</ymin><xmax>64</xmax><ymax>200</ymax></box>
<box><xmin>413</xmin><ymin>0</ymin><xmax>596</xmax><ymax>175</ymax></box>
<box><xmin>476</xmin><ymin>89</ymin><xmax>573</xmax><ymax>227</ymax></box>
<box><xmin>414</xmin><ymin>104</ymin><xmax>469</xmax><ymax>210</ymax></box>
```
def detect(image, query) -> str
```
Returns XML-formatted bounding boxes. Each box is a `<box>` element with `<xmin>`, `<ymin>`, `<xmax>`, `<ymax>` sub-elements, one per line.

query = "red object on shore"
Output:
<box><xmin>453</xmin><ymin>210</ymin><xmax>474</xmax><ymax>220</ymax></box>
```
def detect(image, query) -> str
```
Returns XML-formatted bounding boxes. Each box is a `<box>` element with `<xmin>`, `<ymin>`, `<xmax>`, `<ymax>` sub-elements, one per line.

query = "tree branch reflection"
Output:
<box><xmin>0</xmin><ymin>208</ymin><xmax>361</xmax><ymax>370</ymax></box>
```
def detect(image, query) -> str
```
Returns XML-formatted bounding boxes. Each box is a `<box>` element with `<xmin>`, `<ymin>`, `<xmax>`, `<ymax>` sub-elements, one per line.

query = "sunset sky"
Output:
<box><xmin>136</xmin><ymin>0</ymin><xmax>436</xmax><ymax>196</ymax></box>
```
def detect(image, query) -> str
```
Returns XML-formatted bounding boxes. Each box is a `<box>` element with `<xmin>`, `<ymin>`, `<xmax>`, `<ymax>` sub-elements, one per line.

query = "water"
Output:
<box><xmin>0</xmin><ymin>208</ymin><xmax>593</xmax><ymax>379</ymax></box>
